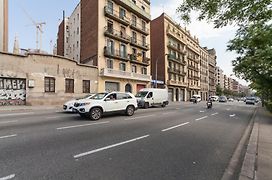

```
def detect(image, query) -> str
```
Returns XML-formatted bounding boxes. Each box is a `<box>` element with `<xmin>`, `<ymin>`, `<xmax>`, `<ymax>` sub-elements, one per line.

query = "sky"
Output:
<box><xmin>8</xmin><ymin>0</ymin><xmax>247</xmax><ymax>85</ymax></box>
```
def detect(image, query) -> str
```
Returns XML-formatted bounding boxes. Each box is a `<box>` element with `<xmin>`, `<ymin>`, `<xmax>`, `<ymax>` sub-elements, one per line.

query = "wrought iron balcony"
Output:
<box><xmin>104</xmin><ymin>46</ymin><xmax>129</xmax><ymax>61</ymax></box>
<box><xmin>130</xmin><ymin>38</ymin><xmax>149</xmax><ymax>50</ymax></box>
<box><xmin>129</xmin><ymin>54</ymin><xmax>150</xmax><ymax>66</ymax></box>
<box><xmin>167</xmin><ymin>54</ymin><xmax>186</xmax><ymax>65</ymax></box>
<box><xmin>167</xmin><ymin>42</ymin><xmax>187</xmax><ymax>55</ymax></box>
<box><xmin>130</xmin><ymin>21</ymin><xmax>149</xmax><ymax>35</ymax></box>
<box><xmin>104</xmin><ymin>6</ymin><xmax>130</xmax><ymax>26</ymax></box>
<box><xmin>104</xmin><ymin>26</ymin><xmax>131</xmax><ymax>44</ymax></box>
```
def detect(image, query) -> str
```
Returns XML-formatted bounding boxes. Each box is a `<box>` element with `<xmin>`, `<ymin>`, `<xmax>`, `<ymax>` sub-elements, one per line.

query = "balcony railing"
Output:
<box><xmin>104</xmin><ymin>46</ymin><xmax>129</xmax><ymax>61</ymax></box>
<box><xmin>187</xmin><ymin>55</ymin><xmax>200</xmax><ymax>63</ymax></box>
<box><xmin>167</xmin><ymin>54</ymin><xmax>186</xmax><ymax>65</ymax></box>
<box><xmin>129</xmin><ymin>54</ymin><xmax>150</xmax><ymax>66</ymax></box>
<box><xmin>100</xmin><ymin>68</ymin><xmax>151</xmax><ymax>82</ymax></box>
<box><xmin>167</xmin><ymin>42</ymin><xmax>187</xmax><ymax>54</ymax></box>
<box><xmin>112</xmin><ymin>0</ymin><xmax>151</xmax><ymax>21</ymax></box>
<box><xmin>166</xmin><ymin>28</ymin><xmax>186</xmax><ymax>44</ymax></box>
<box><xmin>130</xmin><ymin>21</ymin><xmax>149</xmax><ymax>35</ymax></box>
<box><xmin>168</xmin><ymin>67</ymin><xmax>186</xmax><ymax>76</ymax></box>
<box><xmin>104</xmin><ymin>26</ymin><xmax>131</xmax><ymax>43</ymax></box>
<box><xmin>130</xmin><ymin>38</ymin><xmax>149</xmax><ymax>50</ymax></box>
<box><xmin>167</xmin><ymin>80</ymin><xmax>188</xmax><ymax>87</ymax></box>
<box><xmin>104</xmin><ymin>6</ymin><xmax>130</xmax><ymax>26</ymax></box>
<box><xmin>187</xmin><ymin>64</ymin><xmax>199</xmax><ymax>72</ymax></box>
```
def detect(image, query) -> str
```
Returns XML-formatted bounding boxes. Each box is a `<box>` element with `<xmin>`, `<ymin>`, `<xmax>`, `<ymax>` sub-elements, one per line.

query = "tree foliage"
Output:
<box><xmin>177</xmin><ymin>0</ymin><xmax>272</xmax><ymax>102</ymax></box>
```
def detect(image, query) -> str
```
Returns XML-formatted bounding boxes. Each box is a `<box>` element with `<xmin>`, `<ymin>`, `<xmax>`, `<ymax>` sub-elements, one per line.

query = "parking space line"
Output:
<box><xmin>162</xmin><ymin>122</ymin><xmax>190</xmax><ymax>132</ymax></box>
<box><xmin>0</xmin><ymin>120</ymin><xmax>18</xmax><ymax>124</ymax></box>
<box><xmin>0</xmin><ymin>134</ymin><xmax>17</xmax><ymax>140</ymax></box>
<box><xmin>74</xmin><ymin>134</ymin><xmax>150</xmax><ymax>159</ymax></box>
<box><xmin>124</xmin><ymin>115</ymin><xmax>155</xmax><ymax>121</ymax></box>
<box><xmin>57</xmin><ymin>121</ymin><xmax>109</xmax><ymax>130</ymax></box>
<box><xmin>195</xmin><ymin>116</ymin><xmax>208</xmax><ymax>121</ymax></box>
<box><xmin>0</xmin><ymin>174</ymin><xmax>16</xmax><ymax>180</ymax></box>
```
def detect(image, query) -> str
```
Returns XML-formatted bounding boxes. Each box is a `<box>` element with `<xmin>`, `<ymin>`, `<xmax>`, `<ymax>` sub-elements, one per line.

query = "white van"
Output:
<box><xmin>190</xmin><ymin>94</ymin><xmax>201</xmax><ymax>102</ymax></box>
<box><xmin>135</xmin><ymin>88</ymin><xmax>169</xmax><ymax>108</ymax></box>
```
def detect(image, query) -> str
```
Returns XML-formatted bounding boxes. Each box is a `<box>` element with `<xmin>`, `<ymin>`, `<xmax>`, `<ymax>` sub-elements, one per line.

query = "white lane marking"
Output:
<box><xmin>124</xmin><ymin>115</ymin><xmax>155</xmax><ymax>121</ymax></box>
<box><xmin>161</xmin><ymin>122</ymin><xmax>189</xmax><ymax>132</ymax></box>
<box><xmin>0</xmin><ymin>174</ymin><xmax>16</xmax><ymax>180</ymax></box>
<box><xmin>74</xmin><ymin>134</ymin><xmax>150</xmax><ymax>158</ymax></box>
<box><xmin>57</xmin><ymin>121</ymin><xmax>109</xmax><ymax>130</ymax></box>
<box><xmin>195</xmin><ymin>116</ymin><xmax>208</xmax><ymax>121</ymax></box>
<box><xmin>0</xmin><ymin>134</ymin><xmax>17</xmax><ymax>139</ymax></box>
<box><xmin>230</xmin><ymin>114</ymin><xmax>236</xmax><ymax>117</ymax></box>
<box><xmin>162</xmin><ymin>112</ymin><xmax>173</xmax><ymax>115</ymax></box>
<box><xmin>176</xmin><ymin>108</ymin><xmax>181</xmax><ymax>110</ymax></box>
<box><xmin>211</xmin><ymin>112</ymin><xmax>218</xmax><ymax>116</ymax></box>
<box><xmin>200</xmin><ymin>110</ymin><xmax>205</xmax><ymax>113</ymax></box>
<box><xmin>0</xmin><ymin>112</ymin><xmax>34</xmax><ymax>117</ymax></box>
<box><xmin>0</xmin><ymin>120</ymin><xmax>18</xmax><ymax>124</ymax></box>
<box><xmin>226</xmin><ymin>109</ymin><xmax>230</xmax><ymax>111</ymax></box>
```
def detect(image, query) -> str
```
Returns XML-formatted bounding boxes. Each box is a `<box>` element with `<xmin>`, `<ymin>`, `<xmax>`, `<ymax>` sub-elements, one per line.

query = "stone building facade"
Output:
<box><xmin>0</xmin><ymin>52</ymin><xmax>98</xmax><ymax>106</ymax></box>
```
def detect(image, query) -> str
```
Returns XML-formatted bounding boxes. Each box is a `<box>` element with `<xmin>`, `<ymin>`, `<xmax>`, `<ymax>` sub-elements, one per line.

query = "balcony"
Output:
<box><xmin>187</xmin><ymin>55</ymin><xmax>200</xmax><ymax>63</ymax></box>
<box><xmin>104</xmin><ymin>26</ymin><xmax>131</xmax><ymax>44</ymax></box>
<box><xmin>130</xmin><ymin>38</ymin><xmax>149</xmax><ymax>50</ymax></box>
<box><xmin>167</xmin><ymin>80</ymin><xmax>188</xmax><ymax>87</ymax></box>
<box><xmin>100</xmin><ymin>68</ymin><xmax>151</xmax><ymax>82</ymax></box>
<box><xmin>112</xmin><ymin>0</ymin><xmax>151</xmax><ymax>21</ymax></box>
<box><xmin>188</xmin><ymin>84</ymin><xmax>201</xmax><ymax>90</ymax></box>
<box><xmin>167</xmin><ymin>54</ymin><xmax>186</xmax><ymax>65</ymax></box>
<box><xmin>130</xmin><ymin>21</ymin><xmax>149</xmax><ymax>35</ymax></box>
<box><xmin>129</xmin><ymin>54</ymin><xmax>150</xmax><ymax>66</ymax></box>
<box><xmin>104</xmin><ymin>46</ymin><xmax>129</xmax><ymax>61</ymax></box>
<box><xmin>167</xmin><ymin>43</ymin><xmax>187</xmax><ymax>55</ymax></box>
<box><xmin>188</xmin><ymin>64</ymin><xmax>200</xmax><ymax>72</ymax></box>
<box><xmin>168</xmin><ymin>67</ymin><xmax>186</xmax><ymax>76</ymax></box>
<box><xmin>104</xmin><ymin>6</ymin><xmax>130</xmax><ymax>26</ymax></box>
<box><xmin>166</xmin><ymin>28</ymin><xmax>186</xmax><ymax>44</ymax></box>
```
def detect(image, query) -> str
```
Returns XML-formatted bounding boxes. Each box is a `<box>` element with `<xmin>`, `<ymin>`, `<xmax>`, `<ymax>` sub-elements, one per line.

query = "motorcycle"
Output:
<box><xmin>206</xmin><ymin>101</ymin><xmax>212</xmax><ymax>109</ymax></box>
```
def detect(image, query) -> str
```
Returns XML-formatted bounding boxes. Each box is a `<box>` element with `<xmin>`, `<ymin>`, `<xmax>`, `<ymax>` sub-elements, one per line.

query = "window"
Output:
<box><xmin>132</xmin><ymin>15</ymin><xmax>137</xmax><ymax>26</ymax></box>
<box><xmin>141</xmin><ymin>67</ymin><xmax>147</xmax><ymax>75</ymax></box>
<box><xmin>107</xmin><ymin>59</ymin><xmax>113</xmax><ymax>69</ymax></box>
<box><xmin>132</xmin><ymin>32</ymin><xmax>137</xmax><ymax>43</ymax></box>
<box><xmin>44</xmin><ymin>77</ymin><xmax>55</xmax><ymax>93</ymax></box>
<box><xmin>132</xmin><ymin>48</ymin><xmax>137</xmax><ymax>55</ymax></box>
<box><xmin>142</xmin><ymin>20</ymin><xmax>146</xmax><ymax>31</ymax></box>
<box><xmin>119</xmin><ymin>8</ymin><xmax>126</xmax><ymax>20</ymax></box>
<box><xmin>107</xmin><ymin>21</ymin><xmax>113</xmax><ymax>33</ymax></box>
<box><xmin>83</xmin><ymin>80</ymin><xmax>90</xmax><ymax>93</ymax></box>
<box><xmin>142</xmin><ymin>35</ymin><xmax>146</xmax><ymax>46</ymax></box>
<box><xmin>120</xmin><ymin>44</ymin><xmax>127</xmax><ymax>58</ymax></box>
<box><xmin>141</xmin><ymin>6</ymin><xmax>145</xmax><ymax>11</ymax></box>
<box><xmin>77</xmin><ymin>27</ymin><xmax>79</xmax><ymax>34</ymax></box>
<box><xmin>107</xmin><ymin>0</ymin><xmax>113</xmax><ymax>14</ymax></box>
<box><xmin>132</xmin><ymin>65</ymin><xmax>137</xmax><ymax>73</ymax></box>
<box><xmin>119</xmin><ymin>63</ymin><xmax>126</xmax><ymax>71</ymax></box>
<box><xmin>120</xmin><ymin>26</ymin><xmax>126</xmax><ymax>38</ymax></box>
<box><xmin>132</xmin><ymin>0</ymin><xmax>136</xmax><ymax>4</ymax></box>
<box><xmin>65</xmin><ymin>79</ymin><xmax>74</xmax><ymax>93</ymax></box>
<box><xmin>107</xmin><ymin>39</ymin><xmax>114</xmax><ymax>55</ymax></box>
<box><xmin>117</xmin><ymin>93</ymin><xmax>132</xmax><ymax>100</ymax></box>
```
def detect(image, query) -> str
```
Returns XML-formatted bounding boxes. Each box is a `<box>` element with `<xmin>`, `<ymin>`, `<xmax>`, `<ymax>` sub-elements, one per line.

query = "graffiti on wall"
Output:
<box><xmin>0</xmin><ymin>78</ymin><xmax>26</xmax><ymax>106</ymax></box>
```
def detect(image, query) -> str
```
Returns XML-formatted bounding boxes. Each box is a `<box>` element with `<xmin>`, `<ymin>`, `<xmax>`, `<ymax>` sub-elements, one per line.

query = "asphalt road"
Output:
<box><xmin>0</xmin><ymin>101</ymin><xmax>257</xmax><ymax>180</ymax></box>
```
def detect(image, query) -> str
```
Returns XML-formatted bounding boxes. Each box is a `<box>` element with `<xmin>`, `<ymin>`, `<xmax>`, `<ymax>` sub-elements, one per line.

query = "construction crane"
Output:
<box><xmin>21</xmin><ymin>7</ymin><xmax>46</xmax><ymax>51</ymax></box>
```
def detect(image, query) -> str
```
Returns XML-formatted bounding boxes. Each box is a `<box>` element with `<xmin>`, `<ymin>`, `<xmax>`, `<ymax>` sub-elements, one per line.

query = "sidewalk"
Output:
<box><xmin>239</xmin><ymin>107</ymin><xmax>272</xmax><ymax>180</ymax></box>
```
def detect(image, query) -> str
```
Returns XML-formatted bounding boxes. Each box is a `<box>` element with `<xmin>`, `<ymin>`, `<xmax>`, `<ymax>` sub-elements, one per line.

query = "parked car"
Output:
<box><xmin>210</xmin><ymin>95</ymin><xmax>219</xmax><ymax>101</ymax></box>
<box><xmin>218</xmin><ymin>96</ymin><xmax>227</xmax><ymax>102</ymax></box>
<box><xmin>135</xmin><ymin>88</ymin><xmax>169</xmax><ymax>108</ymax></box>
<box><xmin>190</xmin><ymin>94</ymin><xmax>201</xmax><ymax>102</ymax></box>
<box><xmin>63</xmin><ymin>94</ymin><xmax>95</xmax><ymax>112</ymax></box>
<box><xmin>228</xmin><ymin>98</ymin><xmax>234</xmax><ymax>102</ymax></box>
<box><xmin>74</xmin><ymin>92</ymin><xmax>138</xmax><ymax>120</ymax></box>
<box><xmin>245</xmin><ymin>97</ymin><xmax>256</xmax><ymax>105</ymax></box>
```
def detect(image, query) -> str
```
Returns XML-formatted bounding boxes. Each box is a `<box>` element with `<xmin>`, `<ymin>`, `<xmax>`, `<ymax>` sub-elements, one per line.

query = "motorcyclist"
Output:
<box><xmin>207</xmin><ymin>97</ymin><xmax>213</xmax><ymax>108</ymax></box>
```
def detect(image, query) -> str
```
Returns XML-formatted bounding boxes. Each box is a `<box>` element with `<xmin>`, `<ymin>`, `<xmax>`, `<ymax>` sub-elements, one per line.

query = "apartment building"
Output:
<box><xmin>232</xmin><ymin>79</ymin><xmax>239</xmax><ymax>93</ymax></box>
<box><xmin>57</xmin><ymin>0</ymin><xmax>152</xmax><ymax>93</ymax></box>
<box><xmin>216</xmin><ymin>66</ymin><xmax>224</xmax><ymax>89</ymax></box>
<box><xmin>57</xmin><ymin>4</ymin><xmax>81</xmax><ymax>62</ymax></box>
<box><xmin>0</xmin><ymin>0</ymin><xmax>8</xmax><ymax>52</ymax></box>
<box><xmin>208</xmin><ymin>49</ymin><xmax>217</xmax><ymax>96</ymax></box>
<box><xmin>200</xmin><ymin>47</ymin><xmax>209</xmax><ymax>101</ymax></box>
<box><xmin>151</xmin><ymin>13</ymin><xmax>201</xmax><ymax>101</ymax></box>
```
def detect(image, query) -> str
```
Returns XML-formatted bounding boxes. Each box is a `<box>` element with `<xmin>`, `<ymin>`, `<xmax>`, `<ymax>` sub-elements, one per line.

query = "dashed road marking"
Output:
<box><xmin>0</xmin><ymin>174</ymin><xmax>16</xmax><ymax>180</ymax></box>
<box><xmin>74</xmin><ymin>134</ymin><xmax>150</xmax><ymax>158</ymax></box>
<box><xmin>200</xmin><ymin>110</ymin><xmax>205</xmax><ymax>113</ymax></box>
<box><xmin>195</xmin><ymin>116</ymin><xmax>208</xmax><ymax>121</ymax></box>
<box><xmin>0</xmin><ymin>134</ymin><xmax>17</xmax><ymax>140</ymax></box>
<box><xmin>57</xmin><ymin>121</ymin><xmax>109</xmax><ymax>130</ymax></box>
<box><xmin>124</xmin><ymin>115</ymin><xmax>155</xmax><ymax>121</ymax></box>
<box><xmin>162</xmin><ymin>122</ymin><xmax>190</xmax><ymax>132</ymax></box>
<box><xmin>230</xmin><ymin>114</ymin><xmax>236</xmax><ymax>117</ymax></box>
<box><xmin>0</xmin><ymin>112</ymin><xmax>34</xmax><ymax>117</ymax></box>
<box><xmin>0</xmin><ymin>120</ymin><xmax>18</xmax><ymax>124</ymax></box>
<box><xmin>211</xmin><ymin>112</ymin><xmax>218</xmax><ymax>116</ymax></box>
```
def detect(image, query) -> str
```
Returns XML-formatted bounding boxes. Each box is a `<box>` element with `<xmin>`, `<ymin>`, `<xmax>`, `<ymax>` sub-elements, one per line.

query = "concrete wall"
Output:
<box><xmin>0</xmin><ymin>52</ymin><xmax>98</xmax><ymax>105</ymax></box>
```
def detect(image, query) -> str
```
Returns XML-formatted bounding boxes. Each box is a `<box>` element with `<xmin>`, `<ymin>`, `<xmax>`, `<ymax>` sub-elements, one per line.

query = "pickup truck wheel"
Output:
<box><xmin>90</xmin><ymin>108</ymin><xmax>102</xmax><ymax>120</ymax></box>
<box><xmin>126</xmin><ymin>106</ymin><xmax>135</xmax><ymax>116</ymax></box>
<box><xmin>144</xmin><ymin>102</ymin><xmax>149</xmax><ymax>109</ymax></box>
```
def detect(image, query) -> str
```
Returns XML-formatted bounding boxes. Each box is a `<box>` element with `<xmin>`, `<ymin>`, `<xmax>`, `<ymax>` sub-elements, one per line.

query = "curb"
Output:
<box><xmin>239</xmin><ymin>110</ymin><xmax>259</xmax><ymax>180</ymax></box>
<box><xmin>221</xmin><ymin>108</ymin><xmax>257</xmax><ymax>180</ymax></box>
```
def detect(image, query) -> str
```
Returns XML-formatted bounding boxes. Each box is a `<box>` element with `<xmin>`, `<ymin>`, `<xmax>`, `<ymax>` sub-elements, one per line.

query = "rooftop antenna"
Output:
<box><xmin>21</xmin><ymin>6</ymin><xmax>46</xmax><ymax>51</ymax></box>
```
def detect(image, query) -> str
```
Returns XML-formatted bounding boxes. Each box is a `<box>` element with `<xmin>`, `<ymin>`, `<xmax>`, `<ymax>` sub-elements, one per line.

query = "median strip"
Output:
<box><xmin>0</xmin><ymin>174</ymin><xmax>15</xmax><ymax>180</ymax></box>
<box><xmin>74</xmin><ymin>134</ymin><xmax>150</xmax><ymax>159</ymax></box>
<box><xmin>0</xmin><ymin>134</ymin><xmax>17</xmax><ymax>140</ymax></box>
<box><xmin>195</xmin><ymin>116</ymin><xmax>208</xmax><ymax>121</ymax></box>
<box><xmin>57</xmin><ymin>121</ymin><xmax>109</xmax><ymax>130</ymax></box>
<box><xmin>161</xmin><ymin>122</ymin><xmax>190</xmax><ymax>132</ymax></box>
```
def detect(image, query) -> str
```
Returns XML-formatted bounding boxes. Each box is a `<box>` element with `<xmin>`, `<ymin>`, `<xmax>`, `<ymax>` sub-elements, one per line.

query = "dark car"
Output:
<box><xmin>218</xmin><ymin>96</ymin><xmax>227</xmax><ymax>102</ymax></box>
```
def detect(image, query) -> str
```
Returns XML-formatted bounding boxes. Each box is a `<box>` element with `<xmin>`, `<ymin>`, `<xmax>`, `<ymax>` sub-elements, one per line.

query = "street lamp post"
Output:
<box><xmin>155</xmin><ymin>58</ymin><xmax>158</xmax><ymax>88</ymax></box>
